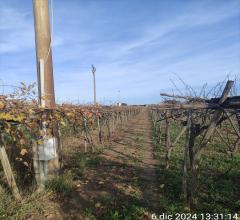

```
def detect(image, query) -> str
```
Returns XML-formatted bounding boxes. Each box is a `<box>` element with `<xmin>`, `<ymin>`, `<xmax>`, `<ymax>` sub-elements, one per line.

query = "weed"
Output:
<box><xmin>100</xmin><ymin>204</ymin><xmax>148</xmax><ymax>220</ymax></box>
<box><xmin>84</xmin><ymin>208</ymin><xmax>96</xmax><ymax>220</ymax></box>
<box><xmin>46</xmin><ymin>171</ymin><xmax>74</xmax><ymax>194</ymax></box>
<box><xmin>0</xmin><ymin>189</ymin><xmax>46</xmax><ymax>220</ymax></box>
<box><xmin>87</xmin><ymin>155</ymin><xmax>102</xmax><ymax>167</ymax></box>
<box><xmin>101</xmin><ymin>194</ymin><xmax>114</xmax><ymax>205</ymax></box>
<box><xmin>72</xmin><ymin>154</ymin><xmax>87</xmax><ymax>179</ymax></box>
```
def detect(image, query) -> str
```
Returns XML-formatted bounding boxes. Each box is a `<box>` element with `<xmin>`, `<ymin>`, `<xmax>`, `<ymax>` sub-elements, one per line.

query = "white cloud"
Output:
<box><xmin>0</xmin><ymin>5</ymin><xmax>34</xmax><ymax>54</ymax></box>
<box><xmin>109</xmin><ymin>1</ymin><xmax>240</xmax><ymax>56</ymax></box>
<box><xmin>0</xmin><ymin>3</ymin><xmax>62</xmax><ymax>55</ymax></box>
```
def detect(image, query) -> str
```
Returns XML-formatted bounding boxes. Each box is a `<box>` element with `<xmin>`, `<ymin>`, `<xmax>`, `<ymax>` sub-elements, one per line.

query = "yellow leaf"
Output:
<box><xmin>37</xmin><ymin>140</ymin><xmax>43</xmax><ymax>145</ymax></box>
<box><xmin>0</xmin><ymin>112</ymin><xmax>25</xmax><ymax>122</ymax></box>
<box><xmin>0</xmin><ymin>101</ymin><xmax>5</xmax><ymax>109</ymax></box>
<box><xmin>20</xmin><ymin>149</ymin><xmax>27</xmax><ymax>156</ymax></box>
<box><xmin>60</xmin><ymin>120</ymin><xmax>66</xmax><ymax>126</ymax></box>
<box><xmin>28</xmin><ymin>109</ymin><xmax>35</xmax><ymax>114</ymax></box>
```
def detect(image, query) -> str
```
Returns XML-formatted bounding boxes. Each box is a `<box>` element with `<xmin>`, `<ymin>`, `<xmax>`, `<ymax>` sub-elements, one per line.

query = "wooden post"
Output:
<box><xmin>57</xmin><ymin>123</ymin><xmax>63</xmax><ymax>168</ymax></box>
<box><xmin>157</xmin><ymin>120</ymin><xmax>162</xmax><ymax>144</ymax></box>
<box><xmin>97</xmin><ymin>116</ymin><xmax>102</xmax><ymax>144</ymax></box>
<box><xmin>84</xmin><ymin>118</ymin><xmax>88</xmax><ymax>153</ymax></box>
<box><xmin>107</xmin><ymin>118</ymin><xmax>111</xmax><ymax>139</ymax></box>
<box><xmin>165</xmin><ymin>110</ymin><xmax>171</xmax><ymax>169</ymax></box>
<box><xmin>182</xmin><ymin>116</ymin><xmax>191</xmax><ymax>204</ymax></box>
<box><xmin>116</xmin><ymin>112</ymin><xmax>119</xmax><ymax>127</ymax></box>
<box><xmin>0</xmin><ymin>137</ymin><xmax>21</xmax><ymax>200</ymax></box>
<box><xmin>119</xmin><ymin>112</ymin><xmax>123</xmax><ymax>128</ymax></box>
<box><xmin>112</xmin><ymin>113</ymin><xmax>115</xmax><ymax>131</ymax></box>
<box><xmin>32</xmin><ymin>141</ymin><xmax>41</xmax><ymax>187</ymax></box>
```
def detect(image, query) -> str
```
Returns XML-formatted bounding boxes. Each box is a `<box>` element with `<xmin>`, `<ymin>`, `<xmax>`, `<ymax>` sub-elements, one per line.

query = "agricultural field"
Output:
<box><xmin>1</xmin><ymin>0</ymin><xmax>240</xmax><ymax>220</ymax></box>
<box><xmin>0</xmin><ymin>81</ymin><xmax>240</xmax><ymax>219</ymax></box>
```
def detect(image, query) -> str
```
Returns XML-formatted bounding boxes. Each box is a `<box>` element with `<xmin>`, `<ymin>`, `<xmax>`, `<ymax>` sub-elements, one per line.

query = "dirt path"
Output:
<box><xmin>50</xmin><ymin>109</ymin><xmax>160</xmax><ymax>219</ymax></box>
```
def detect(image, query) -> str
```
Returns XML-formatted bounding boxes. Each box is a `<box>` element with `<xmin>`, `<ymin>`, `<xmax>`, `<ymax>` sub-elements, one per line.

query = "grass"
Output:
<box><xmin>0</xmin><ymin>188</ymin><xmax>47</xmax><ymax>220</ymax></box>
<box><xmin>84</xmin><ymin>208</ymin><xmax>96</xmax><ymax>220</ymax></box>
<box><xmin>84</xmin><ymin>191</ymin><xmax>148</xmax><ymax>220</ymax></box>
<box><xmin>100</xmin><ymin>204</ymin><xmax>147</xmax><ymax>220</ymax></box>
<box><xmin>46</xmin><ymin>153</ymin><xmax>103</xmax><ymax>195</ymax></box>
<box><xmin>71</xmin><ymin>153</ymin><xmax>88</xmax><ymax>179</ymax></box>
<box><xmin>0</xmin><ymin>151</ymin><xmax>104</xmax><ymax>219</ymax></box>
<box><xmin>150</xmin><ymin>114</ymin><xmax>240</xmax><ymax>214</ymax></box>
<box><xmin>87</xmin><ymin>196</ymin><xmax>149</xmax><ymax>220</ymax></box>
<box><xmin>86</xmin><ymin>154</ymin><xmax>103</xmax><ymax>167</ymax></box>
<box><xmin>46</xmin><ymin>171</ymin><xmax>74</xmax><ymax>195</ymax></box>
<box><xmin>63</xmin><ymin>150</ymin><xmax>104</xmax><ymax>181</ymax></box>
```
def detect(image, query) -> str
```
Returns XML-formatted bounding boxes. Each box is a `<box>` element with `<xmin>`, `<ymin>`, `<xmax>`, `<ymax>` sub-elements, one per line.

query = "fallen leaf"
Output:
<box><xmin>95</xmin><ymin>203</ymin><xmax>101</xmax><ymax>208</ymax></box>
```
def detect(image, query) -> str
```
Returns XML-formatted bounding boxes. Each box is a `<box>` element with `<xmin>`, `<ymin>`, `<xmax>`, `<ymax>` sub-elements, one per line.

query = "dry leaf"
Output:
<box><xmin>20</xmin><ymin>148</ymin><xmax>27</xmax><ymax>156</ymax></box>
<box><xmin>23</xmin><ymin>161</ymin><xmax>29</xmax><ymax>167</ymax></box>
<box><xmin>20</xmin><ymin>139</ymin><xmax>26</xmax><ymax>145</ymax></box>
<box><xmin>0</xmin><ymin>101</ymin><xmax>5</xmax><ymax>109</ymax></box>
<box><xmin>95</xmin><ymin>203</ymin><xmax>101</xmax><ymax>208</ymax></box>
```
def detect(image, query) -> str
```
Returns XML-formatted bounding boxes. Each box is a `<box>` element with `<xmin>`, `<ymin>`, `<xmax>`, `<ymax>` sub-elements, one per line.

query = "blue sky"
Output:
<box><xmin>0</xmin><ymin>0</ymin><xmax>240</xmax><ymax>104</ymax></box>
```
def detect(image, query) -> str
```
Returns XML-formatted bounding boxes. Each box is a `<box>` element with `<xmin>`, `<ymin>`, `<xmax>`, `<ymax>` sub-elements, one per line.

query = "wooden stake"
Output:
<box><xmin>0</xmin><ymin>145</ymin><xmax>21</xmax><ymax>200</ymax></box>
<box><xmin>97</xmin><ymin>116</ymin><xmax>102</xmax><ymax>144</ymax></box>
<box><xmin>182</xmin><ymin>116</ymin><xmax>191</xmax><ymax>203</ymax></box>
<box><xmin>165</xmin><ymin>111</ymin><xmax>171</xmax><ymax>169</ymax></box>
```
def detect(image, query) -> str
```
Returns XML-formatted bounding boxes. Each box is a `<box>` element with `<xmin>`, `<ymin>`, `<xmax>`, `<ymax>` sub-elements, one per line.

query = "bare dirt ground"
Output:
<box><xmin>43</xmin><ymin>109</ymin><xmax>160</xmax><ymax>219</ymax></box>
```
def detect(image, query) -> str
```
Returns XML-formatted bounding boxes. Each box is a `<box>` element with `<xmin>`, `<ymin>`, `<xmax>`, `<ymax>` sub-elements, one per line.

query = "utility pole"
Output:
<box><xmin>92</xmin><ymin>65</ymin><xmax>97</xmax><ymax>105</ymax></box>
<box><xmin>118</xmin><ymin>90</ymin><xmax>121</xmax><ymax>105</ymax></box>
<box><xmin>33</xmin><ymin>0</ymin><xmax>59</xmax><ymax>184</ymax></box>
<box><xmin>33</xmin><ymin>0</ymin><xmax>55</xmax><ymax>108</ymax></box>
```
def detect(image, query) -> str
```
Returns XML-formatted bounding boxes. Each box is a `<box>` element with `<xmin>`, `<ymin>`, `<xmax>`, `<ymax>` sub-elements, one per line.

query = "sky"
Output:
<box><xmin>0</xmin><ymin>0</ymin><xmax>240</xmax><ymax>104</ymax></box>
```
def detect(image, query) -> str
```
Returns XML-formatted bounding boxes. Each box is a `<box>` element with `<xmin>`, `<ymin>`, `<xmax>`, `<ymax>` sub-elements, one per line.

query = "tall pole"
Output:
<box><xmin>118</xmin><ymin>90</ymin><xmax>121</xmax><ymax>105</ymax></box>
<box><xmin>33</xmin><ymin>0</ymin><xmax>55</xmax><ymax>108</ymax></box>
<box><xmin>33</xmin><ymin>0</ymin><xmax>59</xmax><ymax>181</ymax></box>
<box><xmin>92</xmin><ymin>65</ymin><xmax>97</xmax><ymax>105</ymax></box>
